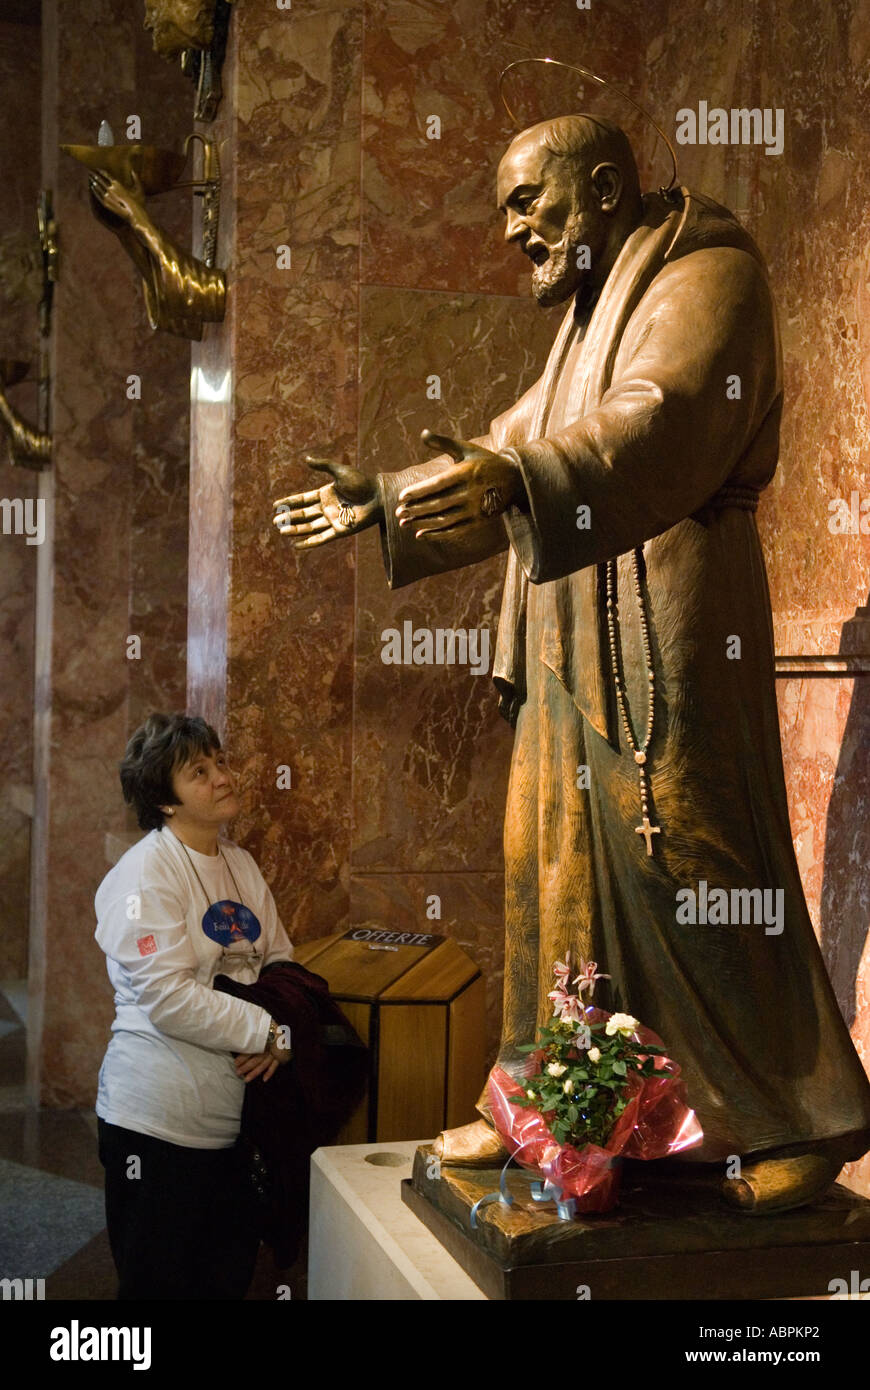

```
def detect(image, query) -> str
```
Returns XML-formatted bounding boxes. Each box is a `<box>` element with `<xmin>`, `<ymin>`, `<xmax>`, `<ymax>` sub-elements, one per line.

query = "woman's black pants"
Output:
<box><xmin>98</xmin><ymin>1118</ymin><xmax>262</xmax><ymax>1300</ymax></box>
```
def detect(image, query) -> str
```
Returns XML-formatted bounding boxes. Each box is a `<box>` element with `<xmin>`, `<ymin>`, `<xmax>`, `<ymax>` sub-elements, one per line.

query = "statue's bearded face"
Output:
<box><xmin>143</xmin><ymin>0</ymin><xmax>215</xmax><ymax>57</ymax></box>
<box><xmin>497</xmin><ymin>136</ymin><xmax>609</xmax><ymax>307</ymax></box>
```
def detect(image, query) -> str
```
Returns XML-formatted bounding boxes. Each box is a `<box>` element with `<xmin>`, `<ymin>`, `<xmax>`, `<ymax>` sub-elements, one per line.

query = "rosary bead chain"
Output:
<box><xmin>606</xmin><ymin>549</ymin><xmax>661</xmax><ymax>856</ymax></box>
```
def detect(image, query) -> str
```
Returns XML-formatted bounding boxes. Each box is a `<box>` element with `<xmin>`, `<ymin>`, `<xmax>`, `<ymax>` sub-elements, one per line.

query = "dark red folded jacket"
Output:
<box><xmin>215</xmin><ymin>960</ymin><xmax>368</xmax><ymax>1267</ymax></box>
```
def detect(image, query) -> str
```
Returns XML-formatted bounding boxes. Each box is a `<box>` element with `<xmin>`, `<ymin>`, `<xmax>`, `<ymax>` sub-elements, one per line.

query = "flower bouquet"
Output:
<box><xmin>486</xmin><ymin>956</ymin><xmax>703</xmax><ymax>1215</ymax></box>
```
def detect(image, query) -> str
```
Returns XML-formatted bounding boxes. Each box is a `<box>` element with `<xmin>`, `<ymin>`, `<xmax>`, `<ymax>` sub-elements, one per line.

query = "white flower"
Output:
<box><xmin>588</xmin><ymin>1046</ymin><xmax>601</xmax><ymax>1063</ymax></box>
<box><xmin>563</xmin><ymin>1079</ymin><xmax>574</xmax><ymax>1094</ymax></box>
<box><xmin>605</xmin><ymin>1013</ymin><xmax>639</xmax><ymax>1036</ymax></box>
<box><xmin>547</xmin><ymin>1061</ymin><xmax>567</xmax><ymax>1077</ymax></box>
<box><xmin>526</xmin><ymin>1088</ymin><xmax>536</xmax><ymax>1099</ymax></box>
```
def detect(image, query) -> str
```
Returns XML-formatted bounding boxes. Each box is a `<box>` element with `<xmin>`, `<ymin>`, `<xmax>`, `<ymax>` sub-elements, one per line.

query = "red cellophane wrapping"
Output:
<box><xmin>487</xmin><ymin>1007</ymin><xmax>703</xmax><ymax>1214</ymax></box>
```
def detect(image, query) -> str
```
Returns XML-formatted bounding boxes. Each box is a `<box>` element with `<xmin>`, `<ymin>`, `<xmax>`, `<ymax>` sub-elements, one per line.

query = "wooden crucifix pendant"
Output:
<box><xmin>635</xmin><ymin>815</ymin><xmax>661</xmax><ymax>856</ymax></box>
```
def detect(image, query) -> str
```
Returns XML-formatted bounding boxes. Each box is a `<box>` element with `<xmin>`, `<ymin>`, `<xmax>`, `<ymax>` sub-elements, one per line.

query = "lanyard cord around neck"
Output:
<box><xmin>178</xmin><ymin>838</ymin><xmax>245</xmax><ymax>912</ymax></box>
<box><xmin>178</xmin><ymin>838</ymin><xmax>262</xmax><ymax>964</ymax></box>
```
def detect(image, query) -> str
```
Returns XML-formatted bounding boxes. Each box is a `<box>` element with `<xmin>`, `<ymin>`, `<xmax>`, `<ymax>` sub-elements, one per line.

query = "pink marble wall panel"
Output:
<box><xmin>638</xmin><ymin>1</ymin><xmax>870</xmax><ymax>651</ymax></box>
<box><xmin>354</xmin><ymin>286</ymin><xmax>558</xmax><ymax>873</ymax></box>
<box><xmin>200</xmin><ymin>0</ymin><xmax>363</xmax><ymax>941</ymax></box>
<box><xmin>361</xmin><ymin>0</ymin><xmax>668</xmax><ymax>295</ymax></box>
<box><xmin>0</xmin><ymin>18</ymin><xmax>41</xmax><ymax>978</ymax></box>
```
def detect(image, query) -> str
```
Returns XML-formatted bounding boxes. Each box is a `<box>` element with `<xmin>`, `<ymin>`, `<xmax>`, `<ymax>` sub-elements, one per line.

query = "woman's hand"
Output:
<box><xmin>234</xmin><ymin>1020</ymin><xmax>292</xmax><ymax>1083</ymax></box>
<box><xmin>234</xmin><ymin>1050</ymin><xmax>279</xmax><ymax>1083</ymax></box>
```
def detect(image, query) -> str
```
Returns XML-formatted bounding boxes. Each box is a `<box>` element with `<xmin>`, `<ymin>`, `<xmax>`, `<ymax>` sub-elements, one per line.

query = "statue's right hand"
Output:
<box><xmin>272</xmin><ymin>456</ymin><xmax>381</xmax><ymax>549</ymax></box>
<box><xmin>88</xmin><ymin>169</ymin><xmax>144</xmax><ymax>226</ymax></box>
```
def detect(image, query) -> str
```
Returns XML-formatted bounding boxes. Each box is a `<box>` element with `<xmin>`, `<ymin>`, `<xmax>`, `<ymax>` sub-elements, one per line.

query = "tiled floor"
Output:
<box><xmin>0</xmin><ymin>984</ymin><xmax>307</xmax><ymax>1299</ymax></box>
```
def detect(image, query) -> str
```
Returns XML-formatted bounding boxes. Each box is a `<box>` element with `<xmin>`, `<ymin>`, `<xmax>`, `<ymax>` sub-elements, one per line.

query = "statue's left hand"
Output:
<box><xmin>395</xmin><ymin>430</ymin><xmax>523</xmax><ymax>540</ymax></box>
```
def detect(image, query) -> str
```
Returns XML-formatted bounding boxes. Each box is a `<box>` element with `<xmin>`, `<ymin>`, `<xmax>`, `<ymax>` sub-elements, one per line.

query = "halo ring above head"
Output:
<box><xmin>498</xmin><ymin>57</ymin><xmax>680</xmax><ymax>199</ymax></box>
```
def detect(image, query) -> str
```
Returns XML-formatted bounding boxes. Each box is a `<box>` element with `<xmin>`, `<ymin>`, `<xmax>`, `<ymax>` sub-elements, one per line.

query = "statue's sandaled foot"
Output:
<box><xmin>432</xmin><ymin>1119</ymin><xmax>509</xmax><ymax>1167</ymax></box>
<box><xmin>720</xmin><ymin>1151</ymin><xmax>844</xmax><ymax>1215</ymax></box>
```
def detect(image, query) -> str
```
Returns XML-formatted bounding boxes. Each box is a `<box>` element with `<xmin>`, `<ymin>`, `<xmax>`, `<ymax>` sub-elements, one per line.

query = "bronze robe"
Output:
<box><xmin>376</xmin><ymin>189</ymin><xmax>870</xmax><ymax>1162</ymax></box>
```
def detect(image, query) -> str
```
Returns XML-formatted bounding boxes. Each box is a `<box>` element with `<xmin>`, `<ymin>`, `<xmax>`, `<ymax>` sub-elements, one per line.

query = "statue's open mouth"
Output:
<box><xmin>527</xmin><ymin>243</ymin><xmax>549</xmax><ymax>266</ymax></box>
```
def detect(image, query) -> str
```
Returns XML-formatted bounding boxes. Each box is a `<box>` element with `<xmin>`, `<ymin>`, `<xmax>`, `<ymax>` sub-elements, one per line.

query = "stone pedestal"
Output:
<box><xmin>402</xmin><ymin>1144</ymin><xmax>870</xmax><ymax>1301</ymax></box>
<box><xmin>308</xmin><ymin>1141</ymin><xmax>484</xmax><ymax>1300</ymax></box>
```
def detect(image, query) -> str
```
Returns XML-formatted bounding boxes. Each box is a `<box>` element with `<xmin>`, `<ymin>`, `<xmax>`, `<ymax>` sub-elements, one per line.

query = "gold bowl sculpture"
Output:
<box><xmin>61</xmin><ymin>143</ymin><xmax>188</xmax><ymax>196</ymax></box>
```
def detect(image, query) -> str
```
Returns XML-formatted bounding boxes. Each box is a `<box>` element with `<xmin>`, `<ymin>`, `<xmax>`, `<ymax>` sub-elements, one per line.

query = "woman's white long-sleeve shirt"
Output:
<box><xmin>94</xmin><ymin>826</ymin><xmax>293</xmax><ymax>1148</ymax></box>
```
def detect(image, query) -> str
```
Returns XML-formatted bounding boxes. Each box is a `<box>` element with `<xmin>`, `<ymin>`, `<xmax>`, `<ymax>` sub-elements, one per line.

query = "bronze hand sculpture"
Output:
<box><xmin>273</xmin><ymin>457</ymin><xmax>381</xmax><ymax>548</ymax></box>
<box><xmin>273</xmin><ymin>432</ymin><xmax>521</xmax><ymax>546</ymax></box>
<box><xmin>62</xmin><ymin>142</ymin><xmax>225</xmax><ymax>342</ymax></box>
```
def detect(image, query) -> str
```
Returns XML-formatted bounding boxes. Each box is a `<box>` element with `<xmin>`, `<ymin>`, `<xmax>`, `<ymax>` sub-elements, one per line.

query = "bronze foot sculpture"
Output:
<box><xmin>720</xmin><ymin>1137</ymin><xmax>858</xmax><ymax>1215</ymax></box>
<box><xmin>432</xmin><ymin>1118</ymin><xmax>510</xmax><ymax>1168</ymax></box>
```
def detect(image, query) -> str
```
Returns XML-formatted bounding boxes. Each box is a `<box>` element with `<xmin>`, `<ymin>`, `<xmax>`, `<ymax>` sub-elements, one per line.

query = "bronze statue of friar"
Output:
<box><xmin>273</xmin><ymin>113</ymin><xmax>870</xmax><ymax>1214</ymax></box>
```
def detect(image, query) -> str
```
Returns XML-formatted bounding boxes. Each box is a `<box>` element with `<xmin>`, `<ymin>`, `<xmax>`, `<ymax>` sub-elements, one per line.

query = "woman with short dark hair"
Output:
<box><xmin>95</xmin><ymin>712</ymin><xmax>293</xmax><ymax>1300</ymax></box>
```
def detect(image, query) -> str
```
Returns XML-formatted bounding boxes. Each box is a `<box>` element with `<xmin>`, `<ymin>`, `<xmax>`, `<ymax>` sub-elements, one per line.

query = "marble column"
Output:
<box><xmin>30</xmin><ymin>1</ymin><xmax>190</xmax><ymax>1106</ymax></box>
<box><xmin>0</xmin><ymin>17</ymin><xmax>41</xmax><ymax>982</ymax></box>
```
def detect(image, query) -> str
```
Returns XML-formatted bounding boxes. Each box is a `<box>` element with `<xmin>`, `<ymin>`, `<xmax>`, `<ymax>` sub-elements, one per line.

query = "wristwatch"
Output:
<box><xmin>267</xmin><ymin>1019</ymin><xmax>292</xmax><ymax>1058</ymax></box>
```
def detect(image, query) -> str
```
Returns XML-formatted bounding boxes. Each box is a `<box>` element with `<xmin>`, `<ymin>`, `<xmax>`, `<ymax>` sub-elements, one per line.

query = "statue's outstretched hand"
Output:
<box><xmin>395</xmin><ymin>429</ymin><xmax>523</xmax><ymax>539</ymax></box>
<box><xmin>272</xmin><ymin>456</ymin><xmax>381</xmax><ymax>549</ymax></box>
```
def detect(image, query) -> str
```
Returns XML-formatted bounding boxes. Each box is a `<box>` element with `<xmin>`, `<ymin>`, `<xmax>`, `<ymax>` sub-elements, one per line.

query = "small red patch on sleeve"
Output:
<box><xmin>137</xmin><ymin>934</ymin><xmax>157</xmax><ymax>957</ymax></box>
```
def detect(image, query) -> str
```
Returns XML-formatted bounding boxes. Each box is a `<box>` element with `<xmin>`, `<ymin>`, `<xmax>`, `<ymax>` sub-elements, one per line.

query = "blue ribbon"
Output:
<box><xmin>469</xmin><ymin>1155</ymin><xmax>516</xmax><ymax>1229</ymax></box>
<box><xmin>531</xmin><ymin>1179</ymin><xmax>577</xmax><ymax>1221</ymax></box>
<box><xmin>469</xmin><ymin>1152</ymin><xmax>624</xmax><ymax>1228</ymax></box>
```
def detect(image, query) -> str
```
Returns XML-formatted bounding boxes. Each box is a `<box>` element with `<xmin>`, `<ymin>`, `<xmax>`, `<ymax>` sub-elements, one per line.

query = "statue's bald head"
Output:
<box><xmin>497</xmin><ymin>114</ymin><xmax>644</xmax><ymax>306</ymax></box>
<box><xmin>511</xmin><ymin>114</ymin><xmax>641</xmax><ymax>194</ymax></box>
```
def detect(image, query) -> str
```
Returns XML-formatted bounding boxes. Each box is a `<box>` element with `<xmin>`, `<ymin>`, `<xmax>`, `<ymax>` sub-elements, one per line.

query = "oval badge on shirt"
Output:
<box><xmin>201</xmin><ymin>900</ymin><xmax>262</xmax><ymax>947</ymax></box>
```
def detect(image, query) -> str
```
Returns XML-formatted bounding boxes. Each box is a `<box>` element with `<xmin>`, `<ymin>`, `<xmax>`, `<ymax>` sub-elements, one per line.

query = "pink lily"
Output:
<box><xmin>552</xmin><ymin>957</ymin><xmax>572</xmax><ymax>986</ymax></box>
<box><xmin>573</xmin><ymin>959</ymin><xmax>611</xmax><ymax>998</ymax></box>
<box><xmin>548</xmin><ymin>986</ymin><xmax>572</xmax><ymax>1013</ymax></box>
<box><xmin>559</xmin><ymin>995</ymin><xmax>584</xmax><ymax>1026</ymax></box>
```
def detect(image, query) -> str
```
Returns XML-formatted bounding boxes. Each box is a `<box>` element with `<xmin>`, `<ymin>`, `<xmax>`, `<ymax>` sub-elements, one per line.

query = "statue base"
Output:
<box><xmin>401</xmin><ymin>1144</ymin><xmax>870</xmax><ymax>1300</ymax></box>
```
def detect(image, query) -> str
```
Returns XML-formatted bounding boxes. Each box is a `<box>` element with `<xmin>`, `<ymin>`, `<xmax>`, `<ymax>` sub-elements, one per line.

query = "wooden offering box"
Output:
<box><xmin>294</xmin><ymin>927</ymin><xmax>487</xmax><ymax>1144</ymax></box>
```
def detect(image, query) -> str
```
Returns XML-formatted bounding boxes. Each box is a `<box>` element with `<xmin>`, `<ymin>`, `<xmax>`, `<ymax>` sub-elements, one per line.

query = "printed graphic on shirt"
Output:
<box><xmin>201</xmin><ymin>900</ymin><xmax>262</xmax><ymax>948</ymax></box>
<box><xmin>137</xmin><ymin>934</ymin><xmax>158</xmax><ymax>956</ymax></box>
